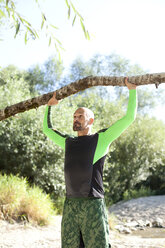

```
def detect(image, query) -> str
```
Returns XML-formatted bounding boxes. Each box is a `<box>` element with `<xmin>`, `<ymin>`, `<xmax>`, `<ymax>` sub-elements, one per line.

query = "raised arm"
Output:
<box><xmin>93</xmin><ymin>78</ymin><xmax>137</xmax><ymax>164</ymax></box>
<box><xmin>102</xmin><ymin>78</ymin><xmax>137</xmax><ymax>144</ymax></box>
<box><xmin>43</xmin><ymin>92</ymin><xmax>66</xmax><ymax>150</ymax></box>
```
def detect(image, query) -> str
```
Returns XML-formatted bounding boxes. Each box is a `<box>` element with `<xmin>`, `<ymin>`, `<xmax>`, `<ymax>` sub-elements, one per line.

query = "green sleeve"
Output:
<box><xmin>43</xmin><ymin>105</ymin><xmax>66</xmax><ymax>150</ymax></box>
<box><xmin>93</xmin><ymin>89</ymin><xmax>137</xmax><ymax>164</ymax></box>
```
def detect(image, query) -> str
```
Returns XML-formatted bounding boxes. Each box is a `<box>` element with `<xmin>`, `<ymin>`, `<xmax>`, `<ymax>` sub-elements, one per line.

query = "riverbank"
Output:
<box><xmin>0</xmin><ymin>196</ymin><xmax>165</xmax><ymax>248</ymax></box>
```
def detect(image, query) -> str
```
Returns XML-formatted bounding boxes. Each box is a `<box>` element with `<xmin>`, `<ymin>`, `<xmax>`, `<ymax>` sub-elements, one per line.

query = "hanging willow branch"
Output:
<box><xmin>0</xmin><ymin>73</ymin><xmax>165</xmax><ymax>121</ymax></box>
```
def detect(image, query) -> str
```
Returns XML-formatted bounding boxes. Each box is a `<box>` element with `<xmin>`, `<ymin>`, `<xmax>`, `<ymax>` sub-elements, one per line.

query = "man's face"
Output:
<box><xmin>73</xmin><ymin>108</ymin><xmax>89</xmax><ymax>131</ymax></box>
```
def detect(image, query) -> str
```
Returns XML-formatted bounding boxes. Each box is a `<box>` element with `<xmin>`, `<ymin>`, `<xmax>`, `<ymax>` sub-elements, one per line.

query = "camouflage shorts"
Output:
<box><xmin>61</xmin><ymin>198</ymin><xmax>111</xmax><ymax>248</ymax></box>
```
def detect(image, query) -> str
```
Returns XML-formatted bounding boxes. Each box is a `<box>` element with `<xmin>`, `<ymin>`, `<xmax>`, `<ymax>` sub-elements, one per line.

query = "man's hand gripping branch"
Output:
<box><xmin>47</xmin><ymin>92</ymin><xmax>60</xmax><ymax>106</ymax></box>
<box><xmin>125</xmin><ymin>77</ymin><xmax>137</xmax><ymax>90</ymax></box>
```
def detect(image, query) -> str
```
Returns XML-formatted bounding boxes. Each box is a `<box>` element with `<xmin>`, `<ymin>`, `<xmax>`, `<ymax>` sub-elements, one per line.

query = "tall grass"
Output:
<box><xmin>108</xmin><ymin>213</ymin><xmax>118</xmax><ymax>230</ymax></box>
<box><xmin>0</xmin><ymin>174</ymin><xmax>56</xmax><ymax>225</ymax></box>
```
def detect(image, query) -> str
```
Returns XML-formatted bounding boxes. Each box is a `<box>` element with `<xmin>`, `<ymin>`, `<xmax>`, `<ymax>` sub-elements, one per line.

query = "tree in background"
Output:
<box><xmin>0</xmin><ymin>69</ymin><xmax>66</xmax><ymax>200</ymax></box>
<box><xmin>103</xmin><ymin>116</ymin><xmax>165</xmax><ymax>205</ymax></box>
<box><xmin>25</xmin><ymin>56</ymin><xmax>64</xmax><ymax>94</ymax></box>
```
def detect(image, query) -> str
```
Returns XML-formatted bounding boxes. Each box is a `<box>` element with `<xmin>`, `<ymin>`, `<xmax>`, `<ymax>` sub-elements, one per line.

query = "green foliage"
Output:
<box><xmin>0</xmin><ymin>174</ymin><xmax>55</xmax><ymax>225</ymax></box>
<box><xmin>0</xmin><ymin>67</ymin><xmax>66</xmax><ymax>200</ymax></box>
<box><xmin>0</xmin><ymin>0</ymin><xmax>89</xmax><ymax>51</ymax></box>
<box><xmin>67</xmin><ymin>56</ymin><xmax>93</xmax><ymax>82</ymax></box>
<box><xmin>104</xmin><ymin>116</ymin><xmax>165</xmax><ymax>205</ymax></box>
<box><xmin>123</xmin><ymin>187</ymin><xmax>155</xmax><ymax>201</ymax></box>
<box><xmin>25</xmin><ymin>56</ymin><xmax>64</xmax><ymax>94</ymax></box>
<box><xmin>0</xmin><ymin>107</ymin><xmax>66</xmax><ymax>198</ymax></box>
<box><xmin>65</xmin><ymin>0</ymin><xmax>90</xmax><ymax>40</ymax></box>
<box><xmin>87</xmin><ymin>53</ymin><xmax>145</xmax><ymax>77</ymax></box>
<box><xmin>0</xmin><ymin>65</ymin><xmax>30</xmax><ymax>107</ymax></box>
<box><xmin>1</xmin><ymin>0</ymin><xmax>38</xmax><ymax>40</ymax></box>
<box><xmin>134</xmin><ymin>86</ymin><xmax>164</xmax><ymax>114</ymax></box>
<box><xmin>0</xmin><ymin>174</ymin><xmax>27</xmax><ymax>206</ymax></box>
<box><xmin>66</xmin><ymin>53</ymin><xmax>145</xmax><ymax>83</ymax></box>
<box><xmin>21</xmin><ymin>185</ymin><xmax>55</xmax><ymax>225</ymax></box>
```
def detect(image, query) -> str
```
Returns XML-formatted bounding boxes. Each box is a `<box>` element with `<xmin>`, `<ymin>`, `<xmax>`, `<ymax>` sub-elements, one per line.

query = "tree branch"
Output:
<box><xmin>1</xmin><ymin>73</ymin><xmax>165</xmax><ymax>121</ymax></box>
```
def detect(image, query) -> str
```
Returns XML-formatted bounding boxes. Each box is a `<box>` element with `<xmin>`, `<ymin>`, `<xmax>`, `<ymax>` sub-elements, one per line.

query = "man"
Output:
<box><xmin>43</xmin><ymin>78</ymin><xmax>137</xmax><ymax>248</ymax></box>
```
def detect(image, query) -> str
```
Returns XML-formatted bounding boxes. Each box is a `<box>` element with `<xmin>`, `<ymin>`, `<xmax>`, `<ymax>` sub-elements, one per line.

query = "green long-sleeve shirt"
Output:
<box><xmin>43</xmin><ymin>89</ymin><xmax>137</xmax><ymax>198</ymax></box>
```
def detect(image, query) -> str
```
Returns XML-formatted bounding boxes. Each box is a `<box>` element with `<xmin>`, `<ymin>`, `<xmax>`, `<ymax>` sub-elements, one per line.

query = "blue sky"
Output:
<box><xmin>0</xmin><ymin>0</ymin><xmax>165</xmax><ymax>120</ymax></box>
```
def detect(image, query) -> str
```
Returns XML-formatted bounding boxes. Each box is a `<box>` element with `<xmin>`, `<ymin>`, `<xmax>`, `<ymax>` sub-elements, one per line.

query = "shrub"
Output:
<box><xmin>123</xmin><ymin>186</ymin><xmax>155</xmax><ymax>201</ymax></box>
<box><xmin>0</xmin><ymin>174</ymin><xmax>56</xmax><ymax>225</ymax></box>
<box><xmin>0</xmin><ymin>174</ymin><xmax>27</xmax><ymax>220</ymax></box>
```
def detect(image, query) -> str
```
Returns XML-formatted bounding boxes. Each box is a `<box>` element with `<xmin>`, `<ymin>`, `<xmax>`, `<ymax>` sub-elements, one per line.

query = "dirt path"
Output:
<box><xmin>0</xmin><ymin>196</ymin><xmax>165</xmax><ymax>248</ymax></box>
<box><xmin>1</xmin><ymin>217</ymin><xmax>165</xmax><ymax>248</ymax></box>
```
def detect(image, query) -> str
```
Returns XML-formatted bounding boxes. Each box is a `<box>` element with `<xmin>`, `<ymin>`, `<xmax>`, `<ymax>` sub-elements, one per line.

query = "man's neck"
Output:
<box><xmin>77</xmin><ymin>129</ymin><xmax>91</xmax><ymax>136</ymax></box>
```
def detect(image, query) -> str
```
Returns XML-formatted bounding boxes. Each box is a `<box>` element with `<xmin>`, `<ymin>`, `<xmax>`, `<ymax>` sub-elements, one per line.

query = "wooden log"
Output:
<box><xmin>0</xmin><ymin>73</ymin><xmax>165</xmax><ymax>121</ymax></box>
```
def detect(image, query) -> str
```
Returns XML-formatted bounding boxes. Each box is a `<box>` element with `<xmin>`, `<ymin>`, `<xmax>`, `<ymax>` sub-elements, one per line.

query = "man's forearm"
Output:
<box><xmin>43</xmin><ymin>105</ymin><xmax>66</xmax><ymax>149</ymax></box>
<box><xmin>125</xmin><ymin>89</ymin><xmax>137</xmax><ymax>122</ymax></box>
<box><xmin>98</xmin><ymin>89</ymin><xmax>137</xmax><ymax>146</ymax></box>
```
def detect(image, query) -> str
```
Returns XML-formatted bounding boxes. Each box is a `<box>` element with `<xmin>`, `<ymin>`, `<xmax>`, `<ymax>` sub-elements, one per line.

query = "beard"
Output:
<box><xmin>73</xmin><ymin>122</ymin><xmax>83</xmax><ymax>131</ymax></box>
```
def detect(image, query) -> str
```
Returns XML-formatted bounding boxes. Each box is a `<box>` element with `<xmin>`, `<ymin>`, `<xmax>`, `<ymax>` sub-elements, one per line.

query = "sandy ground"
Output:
<box><xmin>0</xmin><ymin>196</ymin><xmax>165</xmax><ymax>248</ymax></box>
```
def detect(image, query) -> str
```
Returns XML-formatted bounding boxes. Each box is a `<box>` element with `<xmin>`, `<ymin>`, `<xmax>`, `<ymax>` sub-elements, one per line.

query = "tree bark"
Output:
<box><xmin>0</xmin><ymin>73</ymin><xmax>165</xmax><ymax>121</ymax></box>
